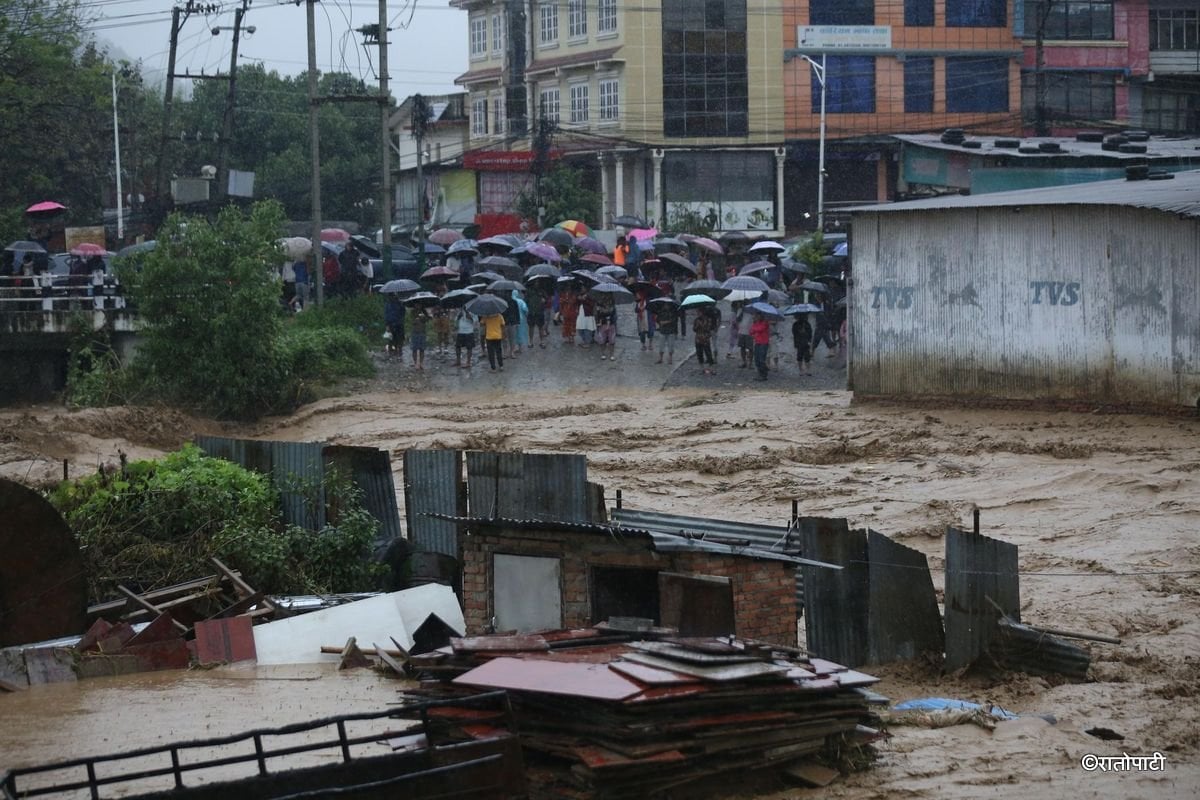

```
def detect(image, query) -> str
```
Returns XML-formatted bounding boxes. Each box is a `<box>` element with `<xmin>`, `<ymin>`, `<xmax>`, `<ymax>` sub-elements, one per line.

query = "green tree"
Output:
<box><xmin>121</xmin><ymin>201</ymin><xmax>289</xmax><ymax>418</ymax></box>
<box><xmin>515</xmin><ymin>166</ymin><xmax>599</xmax><ymax>228</ymax></box>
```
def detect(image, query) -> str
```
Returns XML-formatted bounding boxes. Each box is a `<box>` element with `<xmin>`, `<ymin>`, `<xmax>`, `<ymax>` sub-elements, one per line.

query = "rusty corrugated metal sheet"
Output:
<box><xmin>865</xmin><ymin>530</ymin><xmax>944</xmax><ymax>665</ymax></box>
<box><xmin>404</xmin><ymin>449</ymin><xmax>464</xmax><ymax>558</ymax></box>
<box><xmin>323</xmin><ymin>445</ymin><xmax>402</xmax><ymax>549</ymax></box>
<box><xmin>799</xmin><ymin>518</ymin><xmax>868</xmax><ymax>667</ymax></box>
<box><xmin>943</xmin><ymin>527</ymin><xmax>1020</xmax><ymax>671</ymax></box>
<box><xmin>465</xmin><ymin>452</ymin><xmax>590</xmax><ymax>522</ymax></box>
<box><xmin>851</xmin><ymin>204</ymin><xmax>1200</xmax><ymax>407</ymax></box>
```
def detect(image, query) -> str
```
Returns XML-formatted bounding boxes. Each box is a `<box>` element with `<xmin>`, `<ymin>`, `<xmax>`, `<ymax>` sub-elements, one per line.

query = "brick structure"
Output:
<box><xmin>459</xmin><ymin>525</ymin><xmax>797</xmax><ymax>647</ymax></box>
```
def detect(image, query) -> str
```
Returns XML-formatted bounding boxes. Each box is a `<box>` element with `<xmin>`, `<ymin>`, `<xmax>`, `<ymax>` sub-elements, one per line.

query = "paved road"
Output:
<box><xmin>363</xmin><ymin>321</ymin><xmax>847</xmax><ymax>395</ymax></box>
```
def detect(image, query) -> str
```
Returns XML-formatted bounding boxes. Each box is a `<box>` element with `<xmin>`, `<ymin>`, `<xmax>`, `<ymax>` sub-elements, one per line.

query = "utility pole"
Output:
<box><xmin>1034</xmin><ymin>0</ymin><xmax>1055</xmax><ymax>136</ymax></box>
<box><xmin>307</xmin><ymin>0</ymin><xmax>324</xmax><ymax>305</ymax></box>
<box><xmin>216</xmin><ymin>1</ymin><xmax>248</xmax><ymax>200</ymax></box>
<box><xmin>112</xmin><ymin>72</ymin><xmax>124</xmax><ymax>243</ymax></box>
<box><xmin>378</xmin><ymin>0</ymin><xmax>393</xmax><ymax>274</ymax></box>
<box><xmin>411</xmin><ymin>94</ymin><xmax>429</xmax><ymax>274</ymax></box>
<box><xmin>156</xmin><ymin>5</ymin><xmax>184</xmax><ymax>219</ymax></box>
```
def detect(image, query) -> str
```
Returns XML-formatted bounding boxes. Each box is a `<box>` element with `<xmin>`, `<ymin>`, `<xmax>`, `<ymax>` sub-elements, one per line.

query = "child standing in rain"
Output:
<box><xmin>793</xmin><ymin>312</ymin><xmax>813</xmax><ymax>376</ymax></box>
<box><xmin>692</xmin><ymin>306</ymin><xmax>716</xmax><ymax>375</ymax></box>
<box><xmin>409</xmin><ymin>306</ymin><xmax>430</xmax><ymax>370</ymax></box>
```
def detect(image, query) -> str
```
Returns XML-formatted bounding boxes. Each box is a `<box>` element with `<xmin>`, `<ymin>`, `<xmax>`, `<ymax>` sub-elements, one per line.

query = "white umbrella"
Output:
<box><xmin>278</xmin><ymin>237</ymin><xmax>312</xmax><ymax>260</ymax></box>
<box><xmin>748</xmin><ymin>241</ymin><xmax>786</xmax><ymax>253</ymax></box>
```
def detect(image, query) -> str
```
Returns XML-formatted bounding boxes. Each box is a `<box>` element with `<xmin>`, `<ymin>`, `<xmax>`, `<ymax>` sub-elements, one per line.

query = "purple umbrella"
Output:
<box><xmin>575</xmin><ymin>236</ymin><xmax>608</xmax><ymax>255</ymax></box>
<box><xmin>526</xmin><ymin>242</ymin><xmax>561</xmax><ymax>263</ymax></box>
<box><xmin>739</xmin><ymin>260</ymin><xmax>775</xmax><ymax>276</ymax></box>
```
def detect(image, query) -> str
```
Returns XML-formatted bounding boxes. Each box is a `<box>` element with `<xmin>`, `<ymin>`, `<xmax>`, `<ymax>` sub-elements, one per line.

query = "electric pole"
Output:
<box><xmin>378</xmin><ymin>0</ymin><xmax>392</xmax><ymax>273</ymax></box>
<box><xmin>411</xmin><ymin>94</ymin><xmax>429</xmax><ymax>274</ymax></box>
<box><xmin>156</xmin><ymin>5</ymin><xmax>184</xmax><ymax>220</ymax></box>
<box><xmin>308</xmin><ymin>0</ymin><xmax>325</xmax><ymax>305</ymax></box>
<box><xmin>1034</xmin><ymin>0</ymin><xmax>1055</xmax><ymax>136</ymax></box>
<box><xmin>216</xmin><ymin>1</ymin><xmax>248</xmax><ymax>200</ymax></box>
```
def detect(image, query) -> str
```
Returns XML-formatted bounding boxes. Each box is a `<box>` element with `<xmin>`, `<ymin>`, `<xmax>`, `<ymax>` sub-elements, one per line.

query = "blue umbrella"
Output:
<box><xmin>746</xmin><ymin>301</ymin><xmax>782</xmax><ymax>319</ymax></box>
<box><xmin>721</xmin><ymin>275</ymin><xmax>769</xmax><ymax>292</ymax></box>
<box><xmin>417</xmin><ymin>241</ymin><xmax>445</xmax><ymax>254</ymax></box>
<box><xmin>448</xmin><ymin>238</ymin><xmax>479</xmax><ymax>255</ymax></box>
<box><xmin>783</xmin><ymin>303</ymin><xmax>823</xmax><ymax>315</ymax></box>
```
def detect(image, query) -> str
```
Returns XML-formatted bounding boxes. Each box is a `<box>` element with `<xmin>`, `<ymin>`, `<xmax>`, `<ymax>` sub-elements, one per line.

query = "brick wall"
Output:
<box><xmin>459</xmin><ymin>527</ymin><xmax>797</xmax><ymax>646</ymax></box>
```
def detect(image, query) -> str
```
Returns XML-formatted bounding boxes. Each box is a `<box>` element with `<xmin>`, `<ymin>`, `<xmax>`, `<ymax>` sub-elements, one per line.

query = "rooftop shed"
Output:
<box><xmin>849</xmin><ymin>169</ymin><xmax>1200</xmax><ymax>409</ymax></box>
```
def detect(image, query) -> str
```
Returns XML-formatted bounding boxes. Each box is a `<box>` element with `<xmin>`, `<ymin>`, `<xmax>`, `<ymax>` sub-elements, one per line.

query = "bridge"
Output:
<box><xmin>0</xmin><ymin>276</ymin><xmax>139</xmax><ymax>402</ymax></box>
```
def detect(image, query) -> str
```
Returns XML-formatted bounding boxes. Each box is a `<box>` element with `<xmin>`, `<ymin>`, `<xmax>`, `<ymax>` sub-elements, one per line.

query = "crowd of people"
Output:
<box><xmin>363</xmin><ymin>230</ymin><xmax>847</xmax><ymax>380</ymax></box>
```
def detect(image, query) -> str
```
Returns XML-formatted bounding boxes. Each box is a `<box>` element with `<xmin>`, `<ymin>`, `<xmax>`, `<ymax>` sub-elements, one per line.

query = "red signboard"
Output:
<box><xmin>464</xmin><ymin>149</ymin><xmax>562</xmax><ymax>172</ymax></box>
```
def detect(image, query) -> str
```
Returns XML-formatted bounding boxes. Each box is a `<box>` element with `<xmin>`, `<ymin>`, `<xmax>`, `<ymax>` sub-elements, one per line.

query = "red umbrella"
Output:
<box><xmin>691</xmin><ymin>236</ymin><xmax>723</xmax><ymax>255</ymax></box>
<box><xmin>70</xmin><ymin>243</ymin><xmax>110</xmax><ymax>257</ymax></box>
<box><xmin>26</xmin><ymin>201</ymin><xmax>67</xmax><ymax>214</ymax></box>
<box><xmin>320</xmin><ymin>228</ymin><xmax>351</xmax><ymax>243</ymax></box>
<box><xmin>428</xmin><ymin>228</ymin><xmax>463</xmax><ymax>246</ymax></box>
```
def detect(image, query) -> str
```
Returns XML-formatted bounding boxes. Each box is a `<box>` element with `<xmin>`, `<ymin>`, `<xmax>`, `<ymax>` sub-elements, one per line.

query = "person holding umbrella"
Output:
<box><xmin>384</xmin><ymin>294</ymin><xmax>406</xmax><ymax>361</ymax></box>
<box><xmin>594</xmin><ymin>293</ymin><xmax>617</xmax><ymax>360</ymax></box>
<box><xmin>559</xmin><ymin>284</ymin><xmax>578</xmax><ymax>345</ymax></box>
<box><xmin>652</xmin><ymin>300</ymin><xmax>679</xmax><ymax>365</ymax></box>
<box><xmin>750</xmin><ymin>311</ymin><xmax>771</xmax><ymax>381</ymax></box>
<box><xmin>481</xmin><ymin>309</ymin><xmax>505</xmax><ymax>371</ymax></box>
<box><xmin>793</xmin><ymin>312</ymin><xmax>813</xmax><ymax>376</ymax></box>
<box><xmin>691</xmin><ymin>304</ymin><xmax>717</xmax><ymax>375</ymax></box>
<box><xmin>454</xmin><ymin>307</ymin><xmax>477</xmax><ymax>369</ymax></box>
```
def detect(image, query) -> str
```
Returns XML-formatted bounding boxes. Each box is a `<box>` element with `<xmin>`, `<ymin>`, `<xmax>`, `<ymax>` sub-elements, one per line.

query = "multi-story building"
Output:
<box><xmin>782</xmin><ymin>1</ymin><xmax>1023</xmax><ymax>227</ymax></box>
<box><xmin>389</xmin><ymin>93</ymin><xmax>473</xmax><ymax>229</ymax></box>
<box><xmin>1141</xmin><ymin>1</ymin><xmax>1200</xmax><ymax>132</ymax></box>
<box><xmin>1016</xmin><ymin>1</ymin><xmax>1149</xmax><ymax>135</ymax></box>
<box><xmin>451</xmin><ymin>1</ymin><xmax>788</xmax><ymax>235</ymax></box>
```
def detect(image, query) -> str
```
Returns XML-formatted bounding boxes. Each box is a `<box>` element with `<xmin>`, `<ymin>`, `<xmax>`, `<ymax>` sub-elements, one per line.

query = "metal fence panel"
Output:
<box><xmin>466</xmin><ymin>452</ymin><xmax>590</xmax><ymax>522</ymax></box>
<box><xmin>324</xmin><ymin>445</ymin><xmax>402</xmax><ymax>551</ymax></box>
<box><xmin>944</xmin><ymin>527</ymin><xmax>1020</xmax><ymax>671</ymax></box>
<box><xmin>800</xmin><ymin>518</ymin><xmax>868</xmax><ymax>667</ymax></box>
<box><xmin>866</xmin><ymin>530</ymin><xmax>944</xmax><ymax>665</ymax></box>
<box><xmin>403</xmin><ymin>449</ymin><xmax>464</xmax><ymax>558</ymax></box>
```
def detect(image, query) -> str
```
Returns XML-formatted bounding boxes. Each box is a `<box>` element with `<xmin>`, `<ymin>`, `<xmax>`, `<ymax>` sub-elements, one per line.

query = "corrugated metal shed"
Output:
<box><xmin>854</xmin><ymin>167</ymin><xmax>1200</xmax><ymax>218</ymax></box>
<box><xmin>800</xmin><ymin>519</ymin><xmax>869</xmax><ymax>667</ymax></box>
<box><xmin>943</xmin><ymin>528</ymin><xmax>1020</xmax><ymax>671</ymax></box>
<box><xmin>466</xmin><ymin>452</ymin><xmax>591</xmax><ymax>522</ymax></box>
<box><xmin>403</xmin><ymin>449</ymin><xmax>465</xmax><ymax>559</ymax></box>
<box><xmin>425</xmin><ymin>514</ymin><xmax>840</xmax><ymax>569</ymax></box>
<box><xmin>195</xmin><ymin>436</ymin><xmax>401</xmax><ymax>551</ymax></box>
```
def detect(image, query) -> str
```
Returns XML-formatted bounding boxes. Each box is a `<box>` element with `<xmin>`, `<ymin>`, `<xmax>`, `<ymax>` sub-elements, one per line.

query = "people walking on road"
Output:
<box><xmin>692</xmin><ymin>306</ymin><xmax>716</xmax><ymax>375</ymax></box>
<box><xmin>384</xmin><ymin>295</ymin><xmax>406</xmax><ymax>361</ymax></box>
<box><xmin>502</xmin><ymin>291</ymin><xmax>521</xmax><ymax>358</ymax></box>
<box><xmin>481</xmin><ymin>312</ymin><xmax>505</xmax><ymax>371</ymax></box>
<box><xmin>455</xmin><ymin>308</ymin><xmax>477</xmax><ymax>368</ymax></box>
<box><xmin>653</xmin><ymin>301</ymin><xmax>679</xmax><ymax>365</ymax></box>
<box><xmin>560</xmin><ymin>288</ymin><xmax>578</xmax><ymax>345</ymax></box>
<box><xmin>750</xmin><ymin>311</ymin><xmax>771</xmax><ymax>380</ymax></box>
<box><xmin>577</xmin><ymin>295</ymin><xmax>596</xmax><ymax>347</ymax></box>
<box><xmin>409</xmin><ymin>307</ymin><xmax>430</xmax><ymax>370</ymax></box>
<box><xmin>792</xmin><ymin>313</ymin><xmax>813</xmax><ymax>376</ymax></box>
<box><xmin>595</xmin><ymin>295</ymin><xmax>617</xmax><ymax>361</ymax></box>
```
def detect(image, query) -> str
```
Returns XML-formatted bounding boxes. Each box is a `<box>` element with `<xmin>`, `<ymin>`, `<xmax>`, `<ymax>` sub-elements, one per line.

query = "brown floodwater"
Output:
<box><xmin>0</xmin><ymin>663</ymin><xmax>416</xmax><ymax>797</ymax></box>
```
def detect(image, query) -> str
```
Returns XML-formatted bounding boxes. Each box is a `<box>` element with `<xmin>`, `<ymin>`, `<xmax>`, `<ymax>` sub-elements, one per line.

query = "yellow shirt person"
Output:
<box><xmin>481</xmin><ymin>313</ymin><xmax>505</xmax><ymax>341</ymax></box>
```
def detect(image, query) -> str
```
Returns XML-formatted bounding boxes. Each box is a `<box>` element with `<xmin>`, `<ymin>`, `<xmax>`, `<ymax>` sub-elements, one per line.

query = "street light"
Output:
<box><xmin>798</xmin><ymin>54</ymin><xmax>827</xmax><ymax>234</ymax></box>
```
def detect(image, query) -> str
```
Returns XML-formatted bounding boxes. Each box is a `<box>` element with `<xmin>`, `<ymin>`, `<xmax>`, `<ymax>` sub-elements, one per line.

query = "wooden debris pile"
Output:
<box><xmin>407</xmin><ymin>628</ymin><xmax>886</xmax><ymax>798</ymax></box>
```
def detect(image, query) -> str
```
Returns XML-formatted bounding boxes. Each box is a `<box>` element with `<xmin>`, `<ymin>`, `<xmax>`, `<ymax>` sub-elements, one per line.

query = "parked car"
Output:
<box><xmin>368</xmin><ymin>244</ymin><xmax>420</xmax><ymax>282</ymax></box>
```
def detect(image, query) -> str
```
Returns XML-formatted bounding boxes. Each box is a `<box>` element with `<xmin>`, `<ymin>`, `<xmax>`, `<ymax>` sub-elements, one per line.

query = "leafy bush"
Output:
<box><xmin>290</xmin><ymin>293</ymin><xmax>386</xmax><ymax>345</ymax></box>
<box><xmin>50</xmin><ymin>444</ymin><xmax>384</xmax><ymax>603</ymax></box>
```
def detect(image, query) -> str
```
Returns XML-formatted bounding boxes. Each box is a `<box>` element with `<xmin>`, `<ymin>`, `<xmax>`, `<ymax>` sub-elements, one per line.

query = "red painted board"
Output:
<box><xmin>453</xmin><ymin>656</ymin><xmax>643</xmax><ymax>701</ymax></box>
<box><xmin>572</xmin><ymin>744</ymin><xmax>687</xmax><ymax>771</ymax></box>
<box><xmin>77</xmin><ymin>618</ymin><xmax>114</xmax><ymax>652</ymax></box>
<box><xmin>193</xmin><ymin>616</ymin><xmax>256</xmax><ymax>665</ymax></box>
<box><xmin>123</xmin><ymin>640</ymin><xmax>191</xmax><ymax>672</ymax></box>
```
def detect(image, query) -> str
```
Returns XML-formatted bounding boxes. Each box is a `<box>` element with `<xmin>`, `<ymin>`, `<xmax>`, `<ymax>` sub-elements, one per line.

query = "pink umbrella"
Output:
<box><xmin>692</xmin><ymin>236</ymin><xmax>724</xmax><ymax>255</ymax></box>
<box><xmin>526</xmin><ymin>242</ymin><xmax>561</xmax><ymax>262</ymax></box>
<box><xmin>627</xmin><ymin>227</ymin><xmax>658</xmax><ymax>243</ymax></box>
<box><xmin>581</xmin><ymin>252</ymin><xmax>612</xmax><ymax>266</ymax></box>
<box><xmin>428</xmin><ymin>228</ymin><xmax>463</xmax><ymax>246</ymax></box>
<box><xmin>26</xmin><ymin>201</ymin><xmax>67</xmax><ymax>214</ymax></box>
<box><xmin>320</xmin><ymin>228</ymin><xmax>351</xmax><ymax>243</ymax></box>
<box><xmin>70</xmin><ymin>242</ymin><xmax>109</xmax><ymax>257</ymax></box>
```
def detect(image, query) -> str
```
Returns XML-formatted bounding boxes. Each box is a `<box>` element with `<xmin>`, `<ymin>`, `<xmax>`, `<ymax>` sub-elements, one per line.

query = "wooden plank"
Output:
<box><xmin>194</xmin><ymin>617</ymin><xmax>257</xmax><ymax>665</ymax></box>
<box><xmin>619</xmin><ymin>651</ymin><xmax>791</xmax><ymax>682</ymax></box>
<box><xmin>24</xmin><ymin>647</ymin><xmax>77</xmax><ymax>685</ymax></box>
<box><xmin>373</xmin><ymin>642</ymin><xmax>407</xmax><ymax>675</ymax></box>
<box><xmin>451</xmin><ymin>635</ymin><xmax>549</xmax><ymax>652</ymax></box>
<box><xmin>211</xmin><ymin>557</ymin><xmax>277</xmax><ymax>614</ymax></box>
<box><xmin>116</xmin><ymin>586</ymin><xmax>189</xmax><ymax>633</ymax></box>
<box><xmin>453</xmin><ymin>656</ymin><xmax>644</xmax><ymax>700</ymax></box>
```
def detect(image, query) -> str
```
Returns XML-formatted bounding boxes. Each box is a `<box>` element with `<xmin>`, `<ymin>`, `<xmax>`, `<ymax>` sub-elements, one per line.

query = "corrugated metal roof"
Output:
<box><xmin>466</xmin><ymin>452</ymin><xmax>591</xmax><ymax>523</ymax></box>
<box><xmin>852</xmin><ymin>167</ymin><xmax>1200</xmax><ymax>218</ymax></box>
<box><xmin>404</xmin><ymin>449</ymin><xmax>464</xmax><ymax>558</ymax></box>
<box><xmin>424</xmin><ymin>513</ymin><xmax>841</xmax><ymax>569</ymax></box>
<box><xmin>894</xmin><ymin>132</ymin><xmax>1200</xmax><ymax>161</ymax></box>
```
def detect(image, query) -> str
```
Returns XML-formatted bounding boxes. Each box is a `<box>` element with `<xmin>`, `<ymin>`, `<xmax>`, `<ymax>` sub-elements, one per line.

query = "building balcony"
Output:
<box><xmin>1150</xmin><ymin>50</ymin><xmax>1200</xmax><ymax>75</ymax></box>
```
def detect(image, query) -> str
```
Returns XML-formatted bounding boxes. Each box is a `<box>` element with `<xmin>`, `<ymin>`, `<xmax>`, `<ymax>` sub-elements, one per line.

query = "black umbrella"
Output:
<box><xmin>524</xmin><ymin>263</ymin><xmax>561</xmax><ymax>280</ymax></box>
<box><xmin>5</xmin><ymin>240</ymin><xmax>46</xmax><ymax>254</ymax></box>
<box><xmin>488</xmin><ymin>279</ymin><xmax>526</xmax><ymax>293</ymax></box>
<box><xmin>681</xmin><ymin>279</ymin><xmax>730</xmax><ymax>299</ymax></box>
<box><xmin>652</xmin><ymin>237</ymin><xmax>687</xmax><ymax>251</ymax></box>
<box><xmin>721</xmin><ymin>275</ymin><xmax>769</xmax><ymax>292</ymax></box>
<box><xmin>466</xmin><ymin>294</ymin><xmax>508</xmax><ymax>316</ymax></box>
<box><xmin>613</xmin><ymin>214</ymin><xmax>648</xmax><ymax>228</ymax></box>
<box><xmin>739</xmin><ymin>260</ymin><xmax>775</xmax><ymax>276</ymax></box>
<box><xmin>746</xmin><ymin>301</ymin><xmax>783</xmax><ymax>319</ymax></box>
<box><xmin>380</xmin><ymin>278</ymin><xmax>421</xmax><ymax>294</ymax></box>
<box><xmin>473</xmin><ymin>270</ymin><xmax>506</xmax><ymax>283</ymax></box>
<box><xmin>648</xmin><ymin>296</ymin><xmax>679</xmax><ymax>307</ymax></box>
<box><xmin>799</xmin><ymin>280</ymin><xmax>831</xmax><ymax>293</ymax></box>
<box><xmin>440</xmin><ymin>288</ymin><xmax>479</xmax><ymax>308</ymax></box>
<box><xmin>403</xmin><ymin>291</ymin><xmax>440</xmax><ymax>307</ymax></box>
<box><xmin>596</xmin><ymin>265</ymin><xmax>628</xmax><ymax>280</ymax></box>
<box><xmin>784</xmin><ymin>303</ymin><xmax>823</xmax><ymax>315</ymax></box>
<box><xmin>630</xmin><ymin>280</ymin><xmax>662</xmax><ymax>297</ymax></box>
<box><xmin>658</xmin><ymin>252</ymin><xmax>697</xmax><ymax>276</ymax></box>
<box><xmin>589</xmin><ymin>282</ymin><xmax>636</xmax><ymax>304</ymax></box>
<box><xmin>537</xmin><ymin>228</ymin><xmax>573</xmax><ymax>248</ymax></box>
<box><xmin>350</xmin><ymin>235</ymin><xmax>381</xmax><ymax>257</ymax></box>
<box><xmin>116</xmin><ymin>240</ymin><xmax>157</xmax><ymax>259</ymax></box>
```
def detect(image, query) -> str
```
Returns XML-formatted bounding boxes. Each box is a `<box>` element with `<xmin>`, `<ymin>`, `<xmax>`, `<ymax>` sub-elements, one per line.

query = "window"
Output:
<box><xmin>599</xmin><ymin>78</ymin><xmax>619</xmax><ymax>120</ymax></box>
<box><xmin>905</xmin><ymin>0</ymin><xmax>934</xmax><ymax>26</ymax></box>
<box><xmin>492</xmin><ymin>13</ymin><xmax>504</xmax><ymax>52</ymax></box>
<box><xmin>1024</xmin><ymin>1</ymin><xmax>1113</xmax><ymax>41</ymax></box>
<box><xmin>569</xmin><ymin>83</ymin><xmax>589</xmax><ymax>123</ymax></box>
<box><xmin>472</xmin><ymin>97</ymin><xmax>488</xmax><ymax>135</ymax></box>
<box><xmin>598</xmin><ymin>0</ymin><xmax>617</xmax><ymax>33</ymax></box>
<box><xmin>946</xmin><ymin>0</ymin><xmax>1006</xmax><ymax>28</ymax></box>
<box><xmin>946</xmin><ymin>56</ymin><xmax>1009</xmax><ymax>112</ymax></box>
<box><xmin>1142</xmin><ymin>84</ymin><xmax>1200</xmax><ymax>133</ymax></box>
<box><xmin>810</xmin><ymin>0</ymin><xmax>873</xmax><ymax>25</ymax></box>
<box><xmin>1019</xmin><ymin>71</ymin><xmax>1114</xmax><ymax>123</ymax></box>
<box><xmin>661</xmin><ymin>0</ymin><xmax>749</xmax><ymax>138</ymax></box>
<box><xmin>1150</xmin><ymin>9</ymin><xmax>1200</xmax><ymax>51</ymax></box>
<box><xmin>470</xmin><ymin>16</ymin><xmax>487</xmax><ymax>57</ymax></box>
<box><xmin>904</xmin><ymin>57</ymin><xmax>934</xmax><ymax>112</ymax></box>
<box><xmin>539</xmin><ymin>86</ymin><xmax>561</xmax><ymax>122</ymax></box>
<box><xmin>539</xmin><ymin>3</ymin><xmax>559</xmax><ymax>45</ymax></box>
<box><xmin>816</xmin><ymin>56</ymin><xmax>875</xmax><ymax>114</ymax></box>
<box><xmin>492</xmin><ymin>95</ymin><xmax>505</xmax><ymax>135</ymax></box>
<box><xmin>568</xmin><ymin>0</ymin><xmax>587</xmax><ymax>39</ymax></box>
